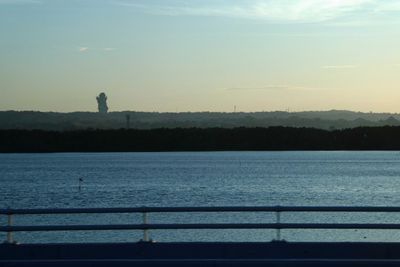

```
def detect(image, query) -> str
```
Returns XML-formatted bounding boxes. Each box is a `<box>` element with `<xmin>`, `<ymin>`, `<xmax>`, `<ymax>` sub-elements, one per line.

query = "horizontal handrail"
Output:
<box><xmin>3</xmin><ymin>206</ymin><xmax>400</xmax><ymax>243</ymax></box>
<box><xmin>3</xmin><ymin>223</ymin><xmax>400</xmax><ymax>232</ymax></box>
<box><xmin>2</xmin><ymin>206</ymin><xmax>400</xmax><ymax>215</ymax></box>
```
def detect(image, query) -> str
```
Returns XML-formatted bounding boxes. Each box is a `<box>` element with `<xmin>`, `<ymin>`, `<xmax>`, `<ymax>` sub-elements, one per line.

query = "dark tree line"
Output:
<box><xmin>2</xmin><ymin>111</ymin><xmax>400</xmax><ymax>131</ymax></box>
<box><xmin>1</xmin><ymin>127</ymin><xmax>400</xmax><ymax>152</ymax></box>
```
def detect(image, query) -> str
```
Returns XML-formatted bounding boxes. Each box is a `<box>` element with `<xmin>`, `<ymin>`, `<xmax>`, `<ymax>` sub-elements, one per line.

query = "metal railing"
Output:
<box><xmin>2</xmin><ymin>206</ymin><xmax>400</xmax><ymax>244</ymax></box>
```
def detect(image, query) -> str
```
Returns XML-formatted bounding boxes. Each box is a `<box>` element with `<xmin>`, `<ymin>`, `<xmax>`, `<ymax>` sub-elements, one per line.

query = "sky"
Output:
<box><xmin>1</xmin><ymin>0</ymin><xmax>400</xmax><ymax>113</ymax></box>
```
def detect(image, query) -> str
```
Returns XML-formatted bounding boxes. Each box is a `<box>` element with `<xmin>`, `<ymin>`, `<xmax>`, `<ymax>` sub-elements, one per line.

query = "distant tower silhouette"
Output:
<box><xmin>126</xmin><ymin>114</ymin><xmax>130</xmax><ymax>129</ymax></box>
<box><xmin>96</xmin><ymin>92</ymin><xmax>108</xmax><ymax>114</ymax></box>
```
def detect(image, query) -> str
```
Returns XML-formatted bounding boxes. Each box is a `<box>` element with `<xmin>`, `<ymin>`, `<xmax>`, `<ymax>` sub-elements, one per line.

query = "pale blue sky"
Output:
<box><xmin>1</xmin><ymin>0</ymin><xmax>400</xmax><ymax>112</ymax></box>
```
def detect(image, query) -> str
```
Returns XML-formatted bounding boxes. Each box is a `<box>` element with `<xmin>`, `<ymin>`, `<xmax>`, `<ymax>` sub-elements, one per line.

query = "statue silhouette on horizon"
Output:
<box><xmin>96</xmin><ymin>92</ymin><xmax>108</xmax><ymax>114</ymax></box>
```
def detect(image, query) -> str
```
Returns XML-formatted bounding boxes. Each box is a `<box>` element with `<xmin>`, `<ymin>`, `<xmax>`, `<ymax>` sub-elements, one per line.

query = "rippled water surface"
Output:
<box><xmin>1</xmin><ymin>151</ymin><xmax>400</xmax><ymax>243</ymax></box>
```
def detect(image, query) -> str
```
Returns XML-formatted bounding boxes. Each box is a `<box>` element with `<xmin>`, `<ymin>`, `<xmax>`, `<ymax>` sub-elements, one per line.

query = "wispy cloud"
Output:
<box><xmin>322</xmin><ymin>65</ymin><xmax>357</xmax><ymax>69</ymax></box>
<box><xmin>77</xmin><ymin>47</ymin><xmax>117</xmax><ymax>53</ymax></box>
<box><xmin>118</xmin><ymin>0</ymin><xmax>400</xmax><ymax>25</ymax></box>
<box><xmin>227</xmin><ymin>85</ymin><xmax>320</xmax><ymax>91</ymax></box>
<box><xmin>78</xmin><ymin>47</ymin><xmax>89</xmax><ymax>53</ymax></box>
<box><xmin>228</xmin><ymin>86</ymin><xmax>289</xmax><ymax>91</ymax></box>
<box><xmin>374</xmin><ymin>2</ymin><xmax>400</xmax><ymax>12</ymax></box>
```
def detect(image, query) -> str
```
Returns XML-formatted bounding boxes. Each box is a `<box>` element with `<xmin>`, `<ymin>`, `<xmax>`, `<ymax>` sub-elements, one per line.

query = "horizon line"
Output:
<box><xmin>1</xmin><ymin>109</ymin><xmax>400</xmax><ymax>115</ymax></box>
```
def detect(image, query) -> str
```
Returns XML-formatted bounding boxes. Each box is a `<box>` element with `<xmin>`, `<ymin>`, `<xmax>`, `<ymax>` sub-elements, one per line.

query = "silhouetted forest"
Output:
<box><xmin>2</xmin><ymin>126</ymin><xmax>400</xmax><ymax>152</ymax></box>
<box><xmin>2</xmin><ymin>110</ymin><xmax>400</xmax><ymax>130</ymax></box>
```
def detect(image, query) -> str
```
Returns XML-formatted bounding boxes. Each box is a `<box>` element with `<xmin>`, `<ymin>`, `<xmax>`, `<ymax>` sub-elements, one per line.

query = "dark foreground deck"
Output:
<box><xmin>2</xmin><ymin>242</ymin><xmax>400</xmax><ymax>266</ymax></box>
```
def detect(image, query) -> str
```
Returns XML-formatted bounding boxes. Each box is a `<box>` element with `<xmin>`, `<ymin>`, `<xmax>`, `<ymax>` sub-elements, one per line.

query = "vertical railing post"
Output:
<box><xmin>6</xmin><ymin>213</ymin><xmax>14</xmax><ymax>244</ymax></box>
<box><xmin>275</xmin><ymin>209</ymin><xmax>281</xmax><ymax>241</ymax></box>
<box><xmin>142</xmin><ymin>211</ymin><xmax>149</xmax><ymax>242</ymax></box>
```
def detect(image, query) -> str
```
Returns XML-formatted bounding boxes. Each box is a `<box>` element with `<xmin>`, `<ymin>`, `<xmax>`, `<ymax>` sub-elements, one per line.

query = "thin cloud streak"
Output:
<box><xmin>77</xmin><ymin>47</ymin><xmax>117</xmax><ymax>53</ymax></box>
<box><xmin>117</xmin><ymin>0</ymin><xmax>400</xmax><ymax>24</ymax></box>
<box><xmin>228</xmin><ymin>86</ymin><xmax>289</xmax><ymax>91</ymax></box>
<box><xmin>78</xmin><ymin>47</ymin><xmax>89</xmax><ymax>52</ymax></box>
<box><xmin>322</xmin><ymin>65</ymin><xmax>357</xmax><ymax>69</ymax></box>
<box><xmin>227</xmin><ymin>85</ymin><xmax>321</xmax><ymax>91</ymax></box>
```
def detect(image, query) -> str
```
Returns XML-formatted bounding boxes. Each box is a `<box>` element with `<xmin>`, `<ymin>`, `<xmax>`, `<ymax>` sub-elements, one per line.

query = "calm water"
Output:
<box><xmin>1</xmin><ymin>151</ymin><xmax>400</xmax><ymax>243</ymax></box>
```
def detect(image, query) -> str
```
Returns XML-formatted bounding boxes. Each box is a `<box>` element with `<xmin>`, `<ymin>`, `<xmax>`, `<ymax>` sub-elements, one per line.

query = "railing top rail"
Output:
<box><xmin>4</xmin><ymin>223</ymin><xmax>400</xmax><ymax>232</ymax></box>
<box><xmin>2</xmin><ymin>206</ymin><xmax>400</xmax><ymax>215</ymax></box>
